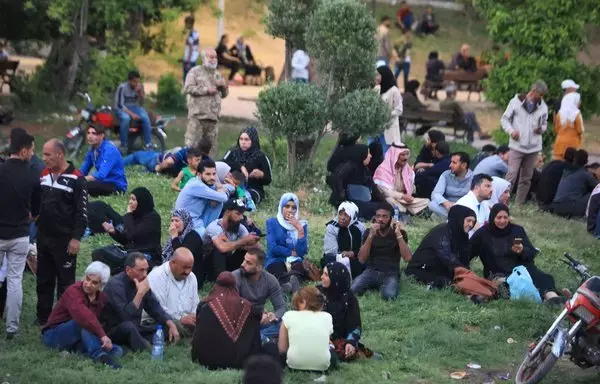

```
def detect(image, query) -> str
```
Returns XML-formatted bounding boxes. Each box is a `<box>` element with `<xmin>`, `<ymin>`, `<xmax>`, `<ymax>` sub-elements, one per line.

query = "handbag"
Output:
<box><xmin>507</xmin><ymin>265</ymin><xmax>542</xmax><ymax>303</ymax></box>
<box><xmin>453</xmin><ymin>267</ymin><xmax>498</xmax><ymax>298</ymax></box>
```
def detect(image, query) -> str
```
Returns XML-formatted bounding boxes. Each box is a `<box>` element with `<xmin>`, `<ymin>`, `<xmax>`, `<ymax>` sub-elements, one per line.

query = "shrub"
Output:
<box><xmin>87</xmin><ymin>52</ymin><xmax>137</xmax><ymax>105</ymax></box>
<box><xmin>330</xmin><ymin>89</ymin><xmax>391</xmax><ymax>137</ymax></box>
<box><xmin>156</xmin><ymin>73</ymin><xmax>186</xmax><ymax>111</ymax></box>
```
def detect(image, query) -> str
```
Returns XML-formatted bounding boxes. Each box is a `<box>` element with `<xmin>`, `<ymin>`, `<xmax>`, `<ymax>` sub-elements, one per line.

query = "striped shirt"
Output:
<box><xmin>114</xmin><ymin>82</ymin><xmax>144</xmax><ymax>109</ymax></box>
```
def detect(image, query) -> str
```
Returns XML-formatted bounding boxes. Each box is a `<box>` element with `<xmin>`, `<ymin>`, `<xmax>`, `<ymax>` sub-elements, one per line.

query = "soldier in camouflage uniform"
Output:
<box><xmin>184</xmin><ymin>48</ymin><xmax>228</xmax><ymax>159</ymax></box>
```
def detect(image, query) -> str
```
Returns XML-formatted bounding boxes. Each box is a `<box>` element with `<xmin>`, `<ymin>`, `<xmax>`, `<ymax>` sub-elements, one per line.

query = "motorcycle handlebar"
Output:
<box><xmin>564</xmin><ymin>253</ymin><xmax>578</xmax><ymax>264</ymax></box>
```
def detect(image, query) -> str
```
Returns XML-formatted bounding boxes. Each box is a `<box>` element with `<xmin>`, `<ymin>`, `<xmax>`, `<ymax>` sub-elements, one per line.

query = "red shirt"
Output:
<box><xmin>43</xmin><ymin>281</ymin><xmax>107</xmax><ymax>338</ymax></box>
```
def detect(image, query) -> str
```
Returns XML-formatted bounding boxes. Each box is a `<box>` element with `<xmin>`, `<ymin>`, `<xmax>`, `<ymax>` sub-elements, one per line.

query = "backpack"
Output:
<box><xmin>453</xmin><ymin>267</ymin><xmax>498</xmax><ymax>298</ymax></box>
<box><xmin>507</xmin><ymin>265</ymin><xmax>542</xmax><ymax>303</ymax></box>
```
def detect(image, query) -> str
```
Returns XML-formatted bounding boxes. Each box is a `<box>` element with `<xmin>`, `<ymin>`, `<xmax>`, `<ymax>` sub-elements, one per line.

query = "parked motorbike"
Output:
<box><xmin>64</xmin><ymin>92</ymin><xmax>175</xmax><ymax>160</ymax></box>
<box><xmin>515</xmin><ymin>253</ymin><xmax>600</xmax><ymax>384</ymax></box>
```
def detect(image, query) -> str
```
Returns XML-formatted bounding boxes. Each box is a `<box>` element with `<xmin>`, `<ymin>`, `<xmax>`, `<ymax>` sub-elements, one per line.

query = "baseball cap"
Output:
<box><xmin>561</xmin><ymin>79</ymin><xmax>579</xmax><ymax>90</ymax></box>
<box><xmin>223</xmin><ymin>198</ymin><xmax>250</xmax><ymax>213</ymax></box>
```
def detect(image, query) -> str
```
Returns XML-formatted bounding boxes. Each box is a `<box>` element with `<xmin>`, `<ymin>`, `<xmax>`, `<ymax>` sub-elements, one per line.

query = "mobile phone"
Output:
<box><xmin>258</xmin><ymin>233</ymin><xmax>266</xmax><ymax>238</ymax></box>
<box><xmin>513</xmin><ymin>237</ymin><xmax>523</xmax><ymax>245</ymax></box>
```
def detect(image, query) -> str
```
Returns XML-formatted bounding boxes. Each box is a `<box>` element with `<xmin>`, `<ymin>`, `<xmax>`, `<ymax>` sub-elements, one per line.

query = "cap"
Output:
<box><xmin>561</xmin><ymin>79</ymin><xmax>579</xmax><ymax>90</ymax></box>
<box><xmin>223</xmin><ymin>198</ymin><xmax>250</xmax><ymax>213</ymax></box>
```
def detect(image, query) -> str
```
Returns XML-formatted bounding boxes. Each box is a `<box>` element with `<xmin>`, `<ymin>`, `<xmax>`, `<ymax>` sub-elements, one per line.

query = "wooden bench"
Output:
<box><xmin>443</xmin><ymin>69</ymin><xmax>487</xmax><ymax>101</ymax></box>
<box><xmin>400</xmin><ymin>109</ymin><xmax>467</xmax><ymax>140</ymax></box>
<box><xmin>0</xmin><ymin>60</ymin><xmax>19</xmax><ymax>93</ymax></box>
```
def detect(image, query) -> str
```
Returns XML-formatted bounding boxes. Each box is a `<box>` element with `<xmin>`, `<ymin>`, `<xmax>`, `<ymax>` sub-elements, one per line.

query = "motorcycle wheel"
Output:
<box><xmin>64</xmin><ymin>135</ymin><xmax>84</xmax><ymax>161</ymax></box>
<box><xmin>515</xmin><ymin>338</ymin><xmax>558</xmax><ymax>384</ymax></box>
<box><xmin>128</xmin><ymin>130</ymin><xmax>166</xmax><ymax>154</ymax></box>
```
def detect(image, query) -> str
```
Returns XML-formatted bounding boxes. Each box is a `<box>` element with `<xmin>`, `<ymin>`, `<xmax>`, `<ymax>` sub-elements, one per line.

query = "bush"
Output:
<box><xmin>87</xmin><ymin>52</ymin><xmax>137</xmax><ymax>105</ymax></box>
<box><xmin>156</xmin><ymin>73</ymin><xmax>186</xmax><ymax>111</ymax></box>
<box><xmin>330</xmin><ymin>89</ymin><xmax>391</xmax><ymax>137</ymax></box>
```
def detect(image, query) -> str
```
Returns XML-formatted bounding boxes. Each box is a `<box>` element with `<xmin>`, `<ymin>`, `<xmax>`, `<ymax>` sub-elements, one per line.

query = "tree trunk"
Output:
<box><xmin>278</xmin><ymin>40</ymin><xmax>293</xmax><ymax>84</ymax></box>
<box><xmin>287</xmin><ymin>137</ymin><xmax>297</xmax><ymax>176</ymax></box>
<box><xmin>308</xmin><ymin>68</ymin><xmax>335</xmax><ymax>163</ymax></box>
<box><xmin>40</xmin><ymin>36</ymin><xmax>89</xmax><ymax>100</ymax></box>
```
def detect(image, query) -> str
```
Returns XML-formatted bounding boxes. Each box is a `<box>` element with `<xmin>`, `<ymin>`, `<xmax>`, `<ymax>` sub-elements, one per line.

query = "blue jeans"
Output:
<box><xmin>43</xmin><ymin>320</ymin><xmax>124</xmax><ymax>361</ymax></box>
<box><xmin>29</xmin><ymin>221</ymin><xmax>37</xmax><ymax>245</ymax></box>
<box><xmin>428</xmin><ymin>201</ymin><xmax>449</xmax><ymax>218</ymax></box>
<box><xmin>394</xmin><ymin>61</ymin><xmax>411</xmax><ymax>89</ymax></box>
<box><xmin>595</xmin><ymin>214</ymin><xmax>600</xmax><ymax>239</ymax></box>
<box><xmin>260</xmin><ymin>319</ymin><xmax>281</xmax><ymax>342</ymax></box>
<box><xmin>117</xmin><ymin>106</ymin><xmax>151</xmax><ymax>147</ymax></box>
<box><xmin>122</xmin><ymin>150</ymin><xmax>160</xmax><ymax>172</ymax></box>
<box><xmin>351</xmin><ymin>268</ymin><xmax>399</xmax><ymax>300</ymax></box>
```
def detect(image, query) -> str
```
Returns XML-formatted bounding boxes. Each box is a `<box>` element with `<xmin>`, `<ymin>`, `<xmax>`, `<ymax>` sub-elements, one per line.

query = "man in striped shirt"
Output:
<box><xmin>114</xmin><ymin>70</ymin><xmax>152</xmax><ymax>153</ymax></box>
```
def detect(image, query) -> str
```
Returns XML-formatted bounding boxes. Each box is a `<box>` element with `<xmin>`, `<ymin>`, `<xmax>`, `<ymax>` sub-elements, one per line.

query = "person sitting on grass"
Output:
<box><xmin>266</xmin><ymin>193</ymin><xmax>309</xmax><ymax>294</ymax></box>
<box><xmin>414</xmin><ymin>130</ymin><xmax>445</xmax><ymax>170</ymax></box>
<box><xmin>395</xmin><ymin>1</ymin><xmax>415</xmax><ymax>33</ymax></box>
<box><xmin>233</xmin><ymin>247</ymin><xmax>286</xmax><ymax>343</ymax></box>
<box><xmin>474</xmin><ymin>145</ymin><xmax>510</xmax><ymax>178</ymax></box>
<box><xmin>170</xmin><ymin>148</ymin><xmax>203</xmax><ymax>191</ymax></box>
<box><xmin>374</xmin><ymin>143</ymin><xmax>430</xmax><ymax>222</ymax></box>
<box><xmin>278</xmin><ymin>286</ymin><xmax>336</xmax><ymax>372</ymax></box>
<box><xmin>470</xmin><ymin>144</ymin><xmax>497</xmax><ymax>170</ymax></box>
<box><xmin>490</xmin><ymin>176</ymin><xmax>511</xmax><ymax>207</ymax></box>
<box><xmin>243</xmin><ymin>355</ymin><xmax>283</xmax><ymax>384</ymax></box>
<box><xmin>80</xmin><ymin>125</ymin><xmax>127</xmax><ymax>197</ymax></box>
<box><xmin>469</xmin><ymin>204</ymin><xmax>563</xmax><ymax>304</ymax></box>
<box><xmin>455</xmin><ymin>173</ymin><xmax>494</xmax><ymax>232</ymax></box>
<box><xmin>192</xmin><ymin>271</ymin><xmax>269</xmax><ymax>370</ymax></box>
<box><xmin>147</xmin><ymin>248</ymin><xmax>199</xmax><ymax>338</ymax></box>
<box><xmin>414</xmin><ymin>140</ymin><xmax>452</xmax><ymax>200</ymax></box>
<box><xmin>319</xmin><ymin>262</ymin><xmax>374</xmax><ymax>362</ymax></box>
<box><xmin>427</xmin><ymin>151</ymin><xmax>473</xmax><ymax>218</ymax></box>
<box><xmin>537</xmin><ymin>147</ymin><xmax>577</xmax><ymax>210</ymax></box>
<box><xmin>92</xmin><ymin>187</ymin><xmax>162</xmax><ymax>274</ymax></box>
<box><xmin>587</xmin><ymin>183</ymin><xmax>600</xmax><ymax>239</ymax></box>
<box><xmin>406</xmin><ymin>205</ymin><xmax>476</xmax><ymax>288</ymax></box>
<box><xmin>322</xmin><ymin>201</ymin><xmax>366</xmax><ymax>279</ymax></box>
<box><xmin>417</xmin><ymin>6</ymin><xmax>439</xmax><ymax>35</ymax></box>
<box><xmin>202</xmin><ymin>199</ymin><xmax>261</xmax><ymax>281</ymax></box>
<box><xmin>42</xmin><ymin>261</ymin><xmax>123</xmax><ymax>369</ymax></box>
<box><xmin>351</xmin><ymin>203</ymin><xmax>412</xmax><ymax>301</ymax></box>
<box><xmin>101</xmin><ymin>252</ymin><xmax>180</xmax><ymax>352</ymax></box>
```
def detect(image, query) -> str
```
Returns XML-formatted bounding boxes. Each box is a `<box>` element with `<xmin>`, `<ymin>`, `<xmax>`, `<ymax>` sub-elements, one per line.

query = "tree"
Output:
<box><xmin>330</xmin><ymin>89</ymin><xmax>391</xmax><ymax>138</ymax></box>
<box><xmin>256</xmin><ymin>82</ymin><xmax>327</xmax><ymax>175</ymax></box>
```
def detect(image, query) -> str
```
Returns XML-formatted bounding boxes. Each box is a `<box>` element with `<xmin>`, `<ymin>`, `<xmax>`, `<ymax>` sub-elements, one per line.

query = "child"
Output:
<box><xmin>278</xmin><ymin>286</ymin><xmax>336</xmax><ymax>372</ymax></box>
<box><xmin>229</xmin><ymin>170</ymin><xmax>262</xmax><ymax>235</ymax></box>
<box><xmin>171</xmin><ymin>148</ymin><xmax>203</xmax><ymax>191</ymax></box>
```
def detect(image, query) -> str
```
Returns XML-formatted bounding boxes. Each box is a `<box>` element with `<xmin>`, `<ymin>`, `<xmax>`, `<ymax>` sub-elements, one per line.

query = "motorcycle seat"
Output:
<box><xmin>577</xmin><ymin>277</ymin><xmax>600</xmax><ymax>309</ymax></box>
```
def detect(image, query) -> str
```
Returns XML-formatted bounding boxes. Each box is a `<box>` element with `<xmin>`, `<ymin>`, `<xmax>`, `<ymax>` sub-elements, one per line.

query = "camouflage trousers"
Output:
<box><xmin>184</xmin><ymin>118</ymin><xmax>218</xmax><ymax>158</ymax></box>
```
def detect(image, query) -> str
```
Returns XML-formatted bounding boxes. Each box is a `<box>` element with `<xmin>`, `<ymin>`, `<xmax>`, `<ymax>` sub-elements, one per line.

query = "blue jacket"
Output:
<box><xmin>80</xmin><ymin>140</ymin><xmax>128</xmax><ymax>191</ymax></box>
<box><xmin>420</xmin><ymin>155</ymin><xmax>451</xmax><ymax>180</ymax></box>
<box><xmin>265</xmin><ymin>218</ymin><xmax>308</xmax><ymax>268</ymax></box>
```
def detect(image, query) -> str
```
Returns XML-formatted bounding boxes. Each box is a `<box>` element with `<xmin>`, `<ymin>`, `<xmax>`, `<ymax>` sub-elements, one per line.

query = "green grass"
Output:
<box><xmin>1</xmin><ymin>117</ymin><xmax>600</xmax><ymax>383</ymax></box>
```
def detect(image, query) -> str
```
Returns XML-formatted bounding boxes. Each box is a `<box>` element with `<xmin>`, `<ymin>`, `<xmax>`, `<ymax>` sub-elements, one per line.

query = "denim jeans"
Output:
<box><xmin>350</xmin><ymin>268</ymin><xmax>399</xmax><ymax>300</ymax></box>
<box><xmin>261</xmin><ymin>319</ymin><xmax>281</xmax><ymax>341</ymax></box>
<box><xmin>394</xmin><ymin>61</ymin><xmax>411</xmax><ymax>89</ymax></box>
<box><xmin>43</xmin><ymin>319</ymin><xmax>123</xmax><ymax>361</ymax></box>
<box><xmin>122</xmin><ymin>150</ymin><xmax>160</xmax><ymax>172</ymax></box>
<box><xmin>116</xmin><ymin>106</ymin><xmax>151</xmax><ymax>146</ymax></box>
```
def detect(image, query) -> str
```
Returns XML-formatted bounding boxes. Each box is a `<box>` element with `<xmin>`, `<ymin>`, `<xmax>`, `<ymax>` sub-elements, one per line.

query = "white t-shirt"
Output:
<box><xmin>183</xmin><ymin>30</ymin><xmax>200</xmax><ymax>63</ymax></box>
<box><xmin>282</xmin><ymin>310</ymin><xmax>333</xmax><ymax>371</ymax></box>
<box><xmin>291</xmin><ymin>50</ymin><xmax>310</xmax><ymax>81</ymax></box>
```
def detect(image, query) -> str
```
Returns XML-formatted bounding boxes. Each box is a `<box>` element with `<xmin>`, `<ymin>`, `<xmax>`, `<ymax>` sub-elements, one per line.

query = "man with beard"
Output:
<box><xmin>233</xmin><ymin>247</ymin><xmax>286</xmax><ymax>341</ymax></box>
<box><xmin>350</xmin><ymin>203</ymin><xmax>412</xmax><ymax>301</ymax></box>
<box><xmin>184</xmin><ymin>48</ymin><xmax>229</xmax><ymax>159</ymax></box>
<box><xmin>428</xmin><ymin>151</ymin><xmax>473</xmax><ymax>218</ymax></box>
<box><xmin>202</xmin><ymin>199</ymin><xmax>260</xmax><ymax>280</ymax></box>
<box><xmin>455</xmin><ymin>174</ymin><xmax>493</xmax><ymax>235</ymax></box>
<box><xmin>175</xmin><ymin>159</ymin><xmax>233</xmax><ymax>237</ymax></box>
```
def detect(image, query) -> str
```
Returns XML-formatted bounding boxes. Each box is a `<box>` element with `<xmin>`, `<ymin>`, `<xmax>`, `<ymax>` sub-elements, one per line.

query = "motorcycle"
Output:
<box><xmin>515</xmin><ymin>253</ymin><xmax>600</xmax><ymax>384</ymax></box>
<box><xmin>64</xmin><ymin>92</ymin><xmax>176</xmax><ymax>160</ymax></box>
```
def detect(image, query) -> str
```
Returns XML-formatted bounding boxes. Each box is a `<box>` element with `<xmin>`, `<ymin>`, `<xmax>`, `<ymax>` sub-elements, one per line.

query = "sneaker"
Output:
<box><xmin>97</xmin><ymin>354</ymin><xmax>122</xmax><ymax>370</ymax></box>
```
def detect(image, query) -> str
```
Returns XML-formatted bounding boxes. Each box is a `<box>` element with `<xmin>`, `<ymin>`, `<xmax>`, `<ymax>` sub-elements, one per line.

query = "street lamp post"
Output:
<box><xmin>217</xmin><ymin>0</ymin><xmax>225</xmax><ymax>40</ymax></box>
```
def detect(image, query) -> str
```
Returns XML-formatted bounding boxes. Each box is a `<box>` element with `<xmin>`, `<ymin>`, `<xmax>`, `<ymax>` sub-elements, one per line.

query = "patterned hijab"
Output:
<box><xmin>161</xmin><ymin>209</ymin><xmax>194</xmax><ymax>262</ymax></box>
<box><xmin>227</xmin><ymin>126</ymin><xmax>262</xmax><ymax>166</ymax></box>
<box><xmin>203</xmin><ymin>271</ymin><xmax>252</xmax><ymax>343</ymax></box>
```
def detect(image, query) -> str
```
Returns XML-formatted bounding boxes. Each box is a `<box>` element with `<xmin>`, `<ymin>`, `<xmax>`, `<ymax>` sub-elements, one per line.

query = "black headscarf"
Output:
<box><xmin>227</xmin><ymin>126</ymin><xmax>262</xmax><ymax>166</ymax></box>
<box><xmin>345</xmin><ymin>144</ymin><xmax>369</xmax><ymax>165</ymax></box>
<box><xmin>327</xmin><ymin>133</ymin><xmax>360</xmax><ymax>173</ymax></box>
<box><xmin>323</xmin><ymin>262</ymin><xmax>351</xmax><ymax>300</ymax></box>
<box><xmin>405</xmin><ymin>80</ymin><xmax>420</xmax><ymax>98</ymax></box>
<box><xmin>130</xmin><ymin>187</ymin><xmax>155</xmax><ymax>217</ymax></box>
<box><xmin>377</xmin><ymin>66</ymin><xmax>396</xmax><ymax>95</ymax></box>
<box><xmin>447</xmin><ymin>205</ymin><xmax>476</xmax><ymax>257</ymax></box>
<box><xmin>320</xmin><ymin>262</ymin><xmax>361</xmax><ymax>342</ymax></box>
<box><xmin>488</xmin><ymin>203</ymin><xmax>512</xmax><ymax>237</ymax></box>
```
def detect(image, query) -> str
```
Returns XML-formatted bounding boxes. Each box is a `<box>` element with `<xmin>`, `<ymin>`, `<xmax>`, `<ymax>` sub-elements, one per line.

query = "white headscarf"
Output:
<box><xmin>490</xmin><ymin>176</ymin><xmax>511</xmax><ymax>206</ymax></box>
<box><xmin>558</xmin><ymin>92</ymin><xmax>581</xmax><ymax>125</ymax></box>
<box><xmin>215</xmin><ymin>161</ymin><xmax>231</xmax><ymax>183</ymax></box>
<box><xmin>276</xmin><ymin>192</ymin><xmax>301</xmax><ymax>240</ymax></box>
<box><xmin>336</xmin><ymin>201</ymin><xmax>359</xmax><ymax>226</ymax></box>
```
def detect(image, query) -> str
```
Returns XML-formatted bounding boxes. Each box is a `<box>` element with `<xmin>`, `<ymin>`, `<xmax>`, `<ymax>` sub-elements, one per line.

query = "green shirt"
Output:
<box><xmin>180</xmin><ymin>166</ymin><xmax>195</xmax><ymax>189</ymax></box>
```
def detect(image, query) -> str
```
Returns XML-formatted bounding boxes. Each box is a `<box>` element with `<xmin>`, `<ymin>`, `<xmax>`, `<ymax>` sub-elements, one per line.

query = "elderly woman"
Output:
<box><xmin>266</xmin><ymin>193</ymin><xmax>309</xmax><ymax>293</ymax></box>
<box><xmin>490</xmin><ymin>177</ymin><xmax>511</xmax><ymax>206</ymax></box>
<box><xmin>162</xmin><ymin>208</ymin><xmax>204</xmax><ymax>286</ymax></box>
<box><xmin>374</xmin><ymin>144</ymin><xmax>430</xmax><ymax>221</ymax></box>
<box><xmin>42</xmin><ymin>262</ymin><xmax>123</xmax><ymax>369</ymax></box>
<box><xmin>554</xmin><ymin>92</ymin><xmax>584</xmax><ymax>160</ymax></box>
<box><xmin>223</xmin><ymin>127</ymin><xmax>272</xmax><ymax>205</ymax></box>
<box><xmin>321</xmin><ymin>202</ymin><xmax>366</xmax><ymax>278</ymax></box>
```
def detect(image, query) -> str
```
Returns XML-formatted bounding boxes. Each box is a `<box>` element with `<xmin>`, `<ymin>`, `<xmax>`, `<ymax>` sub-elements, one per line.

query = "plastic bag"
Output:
<box><xmin>507</xmin><ymin>265</ymin><xmax>542</xmax><ymax>303</ymax></box>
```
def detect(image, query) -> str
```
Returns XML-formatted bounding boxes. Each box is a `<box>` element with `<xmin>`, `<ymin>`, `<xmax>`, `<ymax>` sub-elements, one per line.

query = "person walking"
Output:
<box><xmin>501</xmin><ymin>80</ymin><xmax>548</xmax><ymax>204</ymax></box>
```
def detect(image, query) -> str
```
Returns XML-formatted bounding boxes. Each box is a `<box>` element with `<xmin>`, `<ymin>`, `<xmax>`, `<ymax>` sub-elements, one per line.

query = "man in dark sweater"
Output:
<box><xmin>551</xmin><ymin>150</ymin><xmax>599</xmax><ymax>218</ymax></box>
<box><xmin>351</xmin><ymin>203</ymin><xmax>412</xmax><ymax>300</ymax></box>
<box><xmin>414</xmin><ymin>140</ymin><xmax>451</xmax><ymax>199</ymax></box>
<box><xmin>414</xmin><ymin>129</ymin><xmax>445</xmax><ymax>171</ymax></box>
<box><xmin>537</xmin><ymin>147</ymin><xmax>577</xmax><ymax>210</ymax></box>
<box><xmin>36</xmin><ymin>139</ymin><xmax>89</xmax><ymax>326</ymax></box>
<box><xmin>101</xmin><ymin>252</ymin><xmax>180</xmax><ymax>351</ymax></box>
<box><xmin>0</xmin><ymin>128</ymin><xmax>41</xmax><ymax>339</ymax></box>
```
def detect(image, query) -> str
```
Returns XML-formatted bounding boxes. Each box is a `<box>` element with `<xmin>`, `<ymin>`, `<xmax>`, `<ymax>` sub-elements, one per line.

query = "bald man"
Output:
<box><xmin>183</xmin><ymin>48</ymin><xmax>229</xmax><ymax>159</ymax></box>
<box><xmin>147</xmin><ymin>248</ymin><xmax>199</xmax><ymax>337</ymax></box>
<box><xmin>456</xmin><ymin>44</ymin><xmax>477</xmax><ymax>72</ymax></box>
<box><xmin>36</xmin><ymin>138</ymin><xmax>88</xmax><ymax>325</ymax></box>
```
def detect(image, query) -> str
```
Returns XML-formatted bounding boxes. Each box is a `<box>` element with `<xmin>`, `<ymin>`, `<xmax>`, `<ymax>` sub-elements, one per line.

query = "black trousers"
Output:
<box><xmin>36</xmin><ymin>233</ymin><xmax>76</xmax><ymax>324</ymax></box>
<box><xmin>87</xmin><ymin>201</ymin><xmax>124</xmax><ymax>234</ymax></box>
<box><xmin>0</xmin><ymin>280</ymin><xmax>6</xmax><ymax>319</ymax></box>
<box><xmin>524</xmin><ymin>263</ymin><xmax>557</xmax><ymax>295</ymax></box>
<box><xmin>87</xmin><ymin>181</ymin><xmax>119</xmax><ymax>197</ymax></box>
<box><xmin>205</xmin><ymin>248</ymin><xmax>246</xmax><ymax>281</ymax></box>
<box><xmin>219</xmin><ymin>59</ymin><xmax>241</xmax><ymax>80</ymax></box>
<box><xmin>414</xmin><ymin>174</ymin><xmax>437</xmax><ymax>199</ymax></box>
<box><xmin>106</xmin><ymin>321</ymin><xmax>157</xmax><ymax>352</ymax></box>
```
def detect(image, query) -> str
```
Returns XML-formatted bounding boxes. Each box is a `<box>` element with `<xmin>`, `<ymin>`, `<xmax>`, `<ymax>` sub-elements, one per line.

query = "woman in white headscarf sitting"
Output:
<box><xmin>553</xmin><ymin>92</ymin><xmax>584</xmax><ymax>160</ymax></box>
<box><xmin>373</xmin><ymin>143</ymin><xmax>430</xmax><ymax>222</ymax></box>
<box><xmin>321</xmin><ymin>202</ymin><xmax>366</xmax><ymax>279</ymax></box>
<box><xmin>490</xmin><ymin>176</ymin><xmax>511</xmax><ymax>206</ymax></box>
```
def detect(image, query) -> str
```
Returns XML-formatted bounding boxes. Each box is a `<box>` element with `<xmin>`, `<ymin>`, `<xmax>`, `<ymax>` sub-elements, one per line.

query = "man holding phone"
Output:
<box><xmin>202</xmin><ymin>199</ymin><xmax>260</xmax><ymax>280</ymax></box>
<box><xmin>114</xmin><ymin>70</ymin><xmax>152</xmax><ymax>153</ymax></box>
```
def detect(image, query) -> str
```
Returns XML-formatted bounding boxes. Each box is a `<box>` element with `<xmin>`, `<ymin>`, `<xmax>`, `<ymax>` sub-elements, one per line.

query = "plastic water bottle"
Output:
<box><xmin>393</xmin><ymin>207</ymin><xmax>400</xmax><ymax>222</ymax></box>
<box><xmin>151</xmin><ymin>325</ymin><xmax>165</xmax><ymax>361</ymax></box>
